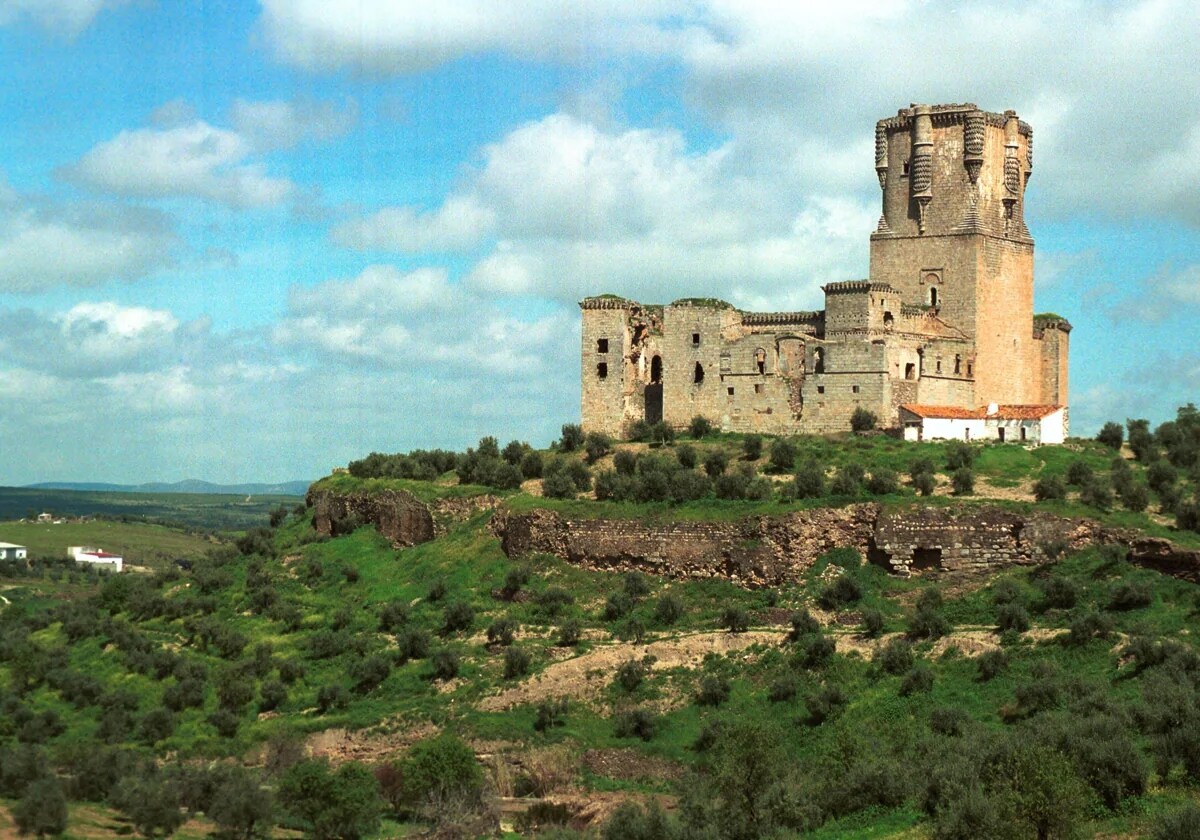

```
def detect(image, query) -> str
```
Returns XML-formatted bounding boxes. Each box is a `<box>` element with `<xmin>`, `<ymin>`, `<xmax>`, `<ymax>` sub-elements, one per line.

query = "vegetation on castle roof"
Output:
<box><xmin>1034</xmin><ymin>312</ymin><xmax>1069</xmax><ymax>323</ymax></box>
<box><xmin>669</xmin><ymin>297</ymin><xmax>734</xmax><ymax>309</ymax></box>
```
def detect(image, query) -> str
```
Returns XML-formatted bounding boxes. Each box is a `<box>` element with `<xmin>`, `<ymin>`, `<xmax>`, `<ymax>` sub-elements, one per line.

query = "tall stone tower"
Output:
<box><xmin>869</xmin><ymin>103</ymin><xmax>1039</xmax><ymax>405</ymax></box>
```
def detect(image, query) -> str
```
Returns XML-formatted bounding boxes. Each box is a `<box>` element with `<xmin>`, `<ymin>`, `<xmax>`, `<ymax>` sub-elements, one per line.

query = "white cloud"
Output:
<box><xmin>257</xmin><ymin>0</ymin><xmax>692</xmax><ymax>74</ymax></box>
<box><xmin>0</xmin><ymin>183</ymin><xmax>176</xmax><ymax>292</ymax></box>
<box><xmin>229</xmin><ymin>98</ymin><xmax>358</xmax><ymax>151</ymax></box>
<box><xmin>64</xmin><ymin>120</ymin><xmax>294</xmax><ymax>208</ymax></box>
<box><xmin>331</xmin><ymin>197</ymin><xmax>494</xmax><ymax>253</ymax></box>
<box><xmin>0</xmin><ymin>0</ymin><xmax>129</xmax><ymax>38</ymax></box>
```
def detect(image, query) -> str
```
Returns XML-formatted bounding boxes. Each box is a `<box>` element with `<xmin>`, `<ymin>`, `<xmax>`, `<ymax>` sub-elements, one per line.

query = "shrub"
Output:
<box><xmin>351</xmin><ymin>655</ymin><xmax>392</xmax><ymax>693</ymax></box>
<box><xmin>768</xmin><ymin>438</ymin><xmax>797</xmax><ymax>473</ymax></box>
<box><xmin>944</xmin><ymin>440</ymin><xmax>974</xmax><ymax>470</ymax></box>
<box><xmin>426</xmin><ymin>579</ymin><xmax>448</xmax><ymax>602</ymax></box>
<box><xmin>614</xmin><ymin>658</ymin><xmax>649</xmax><ymax>693</ymax></box>
<box><xmin>504</xmin><ymin>646</ymin><xmax>532</xmax><ymax>680</ymax></box>
<box><xmin>559</xmin><ymin>424</ymin><xmax>584</xmax><ymax>452</ymax></box>
<box><xmin>1033</xmin><ymin>474</ymin><xmax>1067</xmax><ymax>501</ymax></box>
<box><xmin>900</xmin><ymin>664</ymin><xmax>934</xmax><ymax>695</ymax></box>
<box><xmin>990</xmin><ymin>578</ymin><xmax>1024</xmax><ymax>606</ymax></box>
<box><xmin>500</xmin><ymin>565</ymin><xmax>531</xmax><ymax>600</ymax></box>
<box><xmin>542</xmin><ymin>470</ymin><xmax>580</xmax><ymax>499</ymax></box>
<box><xmin>1065</xmin><ymin>459</ymin><xmax>1094</xmax><ymax>486</ymax></box>
<box><xmin>876</xmin><ymin>638</ymin><xmax>915</xmax><ymax>675</ymax></box>
<box><xmin>613</xmin><ymin>709</ymin><xmax>659</xmax><ymax>741</ymax></box>
<box><xmin>768</xmin><ymin>678</ymin><xmax>797</xmax><ymax>703</ymax></box>
<box><xmin>741</xmin><ymin>435</ymin><xmax>763</xmax><ymax>461</ymax></box>
<box><xmin>1152</xmin><ymin>804</ymin><xmax>1200</xmax><ymax>840</ymax></box>
<box><xmin>14</xmin><ymin>776</ymin><xmax>68</xmax><ymax>837</ymax></box>
<box><xmin>654</xmin><ymin>593</ymin><xmax>685</xmax><ymax>626</ymax></box>
<box><xmin>830</xmin><ymin>464</ymin><xmax>863</xmax><ymax>496</ymax></box>
<box><xmin>950</xmin><ymin>467</ymin><xmax>974</xmax><ymax>495</ymax></box>
<box><xmin>909</xmin><ymin>591</ymin><xmax>950</xmax><ymax>640</ymax></box>
<box><xmin>622</xmin><ymin>571</ymin><xmax>651</xmax><ymax>599</ymax></box>
<box><xmin>675</xmin><ymin>444</ymin><xmax>697</xmax><ymax>470</ymax></box>
<box><xmin>860</xmin><ymin>608</ymin><xmax>885</xmax><ymax>638</ymax></box>
<box><xmin>556</xmin><ymin>619</ymin><xmax>583</xmax><ymax>647</ymax></box>
<box><xmin>695</xmin><ymin>675</ymin><xmax>731</xmax><ymax>707</ymax></box>
<box><xmin>1148</xmin><ymin>459</ymin><xmax>1178</xmax><ymax>494</ymax></box>
<box><xmin>795</xmin><ymin>633</ymin><xmax>836</xmax><ymax>670</ymax></box>
<box><xmin>259</xmin><ymin>679</ymin><xmax>288</xmax><ymax>712</ymax></box>
<box><xmin>316</xmin><ymin>684</ymin><xmax>351</xmax><ymax>714</ymax></box>
<box><xmin>487</xmin><ymin>617</ymin><xmax>517</xmax><ymax>647</ymax></box>
<box><xmin>208</xmin><ymin>768</ymin><xmax>275</xmax><ymax>840</ymax></box>
<box><xmin>584</xmin><ymin>432</ymin><xmax>613</xmax><ymax>464</ymax></box>
<box><xmin>603</xmin><ymin>591</ymin><xmax>634</xmax><ymax>621</ymax></box>
<box><xmin>279</xmin><ymin>759</ymin><xmax>382</xmax><ymax>840</ymax></box>
<box><xmin>1064</xmin><ymin>610</ymin><xmax>1114</xmax><ymax>646</ymax></box>
<box><xmin>441</xmin><ymin>601</ymin><xmax>475</xmax><ymax>635</ymax></box>
<box><xmin>792</xmin><ymin>461</ymin><xmax>826</xmax><ymax>498</ymax></box>
<box><xmin>787</xmin><ymin>609</ymin><xmax>822</xmax><ymax>641</ymax></box>
<box><xmin>930</xmin><ymin>706</ymin><xmax>969</xmax><ymax>737</ymax></box>
<box><xmin>430</xmin><ymin>650</ymin><xmax>460</xmax><ymax>681</ymax></box>
<box><xmin>138</xmin><ymin>707</ymin><xmax>176</xmax><ymax>744</ymax></box>
<box><xmin>1039</xmin><ymin>575</ymin><xmax>1079</xmax><ymax>610</ymax></box>
<box><xmin>721</xmin><ymin>606</ymin><xmax>751</xmax><ymax>633</ymax></box>
<box><xmin>805</xmin><ymin>683</ymin><xmax>848</xmax><ymax>725</ymax></box>
<box><xmin>1080</xmin><ymin>477</ymin><xmax>1113</xmax><ymax>509</ymax></box>
<box><xmin>1097</xmin><ymin>421</ymin><xmax>1125</xmax><ymax>449</ymax></box>
<box><xmin>647</xmin><ymin>421</ymin><xmax>676</xmax><ymax>447</ymax></box>
<box><xmin>977</xmin><ymin>649</ymin><xmax>1008</xmax><ymax>681</ymax></box>
<box><xmin>1178</xmin><ymin>500</ymin><xmax>1200</xmax><ymax>533</ymax></box>
<box><xmin>818</xmin><ymin>574</ymin><xmax>863</xmax><ymax>609</ymax></box>
<box><xmin>536</xmin><ymin>586</ymin><xmax>575</xmax><ymax>617</ymax></box>
<box><xmin>534</xmin><ymin>698</ymin><xmax>569</xmax><ymax>732</ymax></box>
<box><xmin>396</xmin><ymin>628</ymin><xmax>431</xmax><ymax>662</ymax></box>
<box><xmin>913</xmin><ymin>471</ymin><xmax>937</xmax><ymax>496</ymax></box>
<box><xmin>627</xmin><ymin>419</ymin><xmax>652</xmax><ymax>442</ymax></box>
<box><xmin>1120</xmin><ymin>481</ymin><xmax>1151</xmax><ymax>512</ymax></box>
<box><xmin>688</xmin><ymin>415</ymin><xmax>713</xmax><ymax>439</ymax></box>
<box><xmin>1108</xmin><ymin>580</ymin><xmax>1152</xmax><ymax>611</ymax></box>
<box><xmin>378</xmin><ymin>601</ymin><xmax>410</xmax><ymax>632</ymax></box>
<box><xmin>850</xmin><ymin>407</ymin><xmax>877</xmax><ymax>432</ymax></box>
<box><xmin>519</xmin><ymin>450</ymin><xmax>544</xmax><ymax>479</ymax></box>
<box><xmin>702</xmin><ymin>450</ymin><xmax>729</xmax><ymax>477</ymax></box>
<box><xmin>866</xmin><ymin>468</ymin><xmax>899</xmax><ymax>495</ymax></box>
<box><xmin>208</xmin><ymin>708</ymin><xmax>240</xmax><ymax>737</ymax></box>
<box><xmin>602</xmin><ymin>801</ymin><xmax>678</xmax><ymax>840</ymax></box>
<box><xmin>996</xmin><ymin>603</ymin><xmax>1030</xmax><ymax>633</ymax></box>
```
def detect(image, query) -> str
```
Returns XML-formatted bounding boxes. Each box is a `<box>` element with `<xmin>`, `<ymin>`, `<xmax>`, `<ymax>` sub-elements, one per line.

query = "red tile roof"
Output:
<box><xmin>900</xmin><ymin>404</ymin><xmax>1062</xmax><ymax>420</ymax></box>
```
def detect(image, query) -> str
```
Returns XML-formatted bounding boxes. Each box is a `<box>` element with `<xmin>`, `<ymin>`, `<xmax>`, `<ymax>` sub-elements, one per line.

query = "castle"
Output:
<box><xmin>580</xmin><ymin>103</ymin><xmax>1070</xmax><ymax>441</ymax></box>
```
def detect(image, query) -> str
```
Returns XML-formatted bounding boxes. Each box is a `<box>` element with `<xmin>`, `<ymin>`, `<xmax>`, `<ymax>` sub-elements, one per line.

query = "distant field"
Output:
<box><xmin>0</xmin><ymin>485</ymin><xmax>304</xmax><ymax>532</ymax></box>
<box><xmin>0</xmin><ymin>519</ymin><xmax>222</xmax><ymax>566</ymax></box>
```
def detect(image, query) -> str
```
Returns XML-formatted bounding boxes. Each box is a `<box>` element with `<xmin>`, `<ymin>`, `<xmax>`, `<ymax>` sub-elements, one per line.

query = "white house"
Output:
<box><xmin>68</xmin><ymin>546</ymin><xmax>123</xmax><ymax>573</ymax></box>
<box><xmin>0</xmin><ymin>542</ymin><xmax>27</xmax><ymax>561</ymax></box>
<box><xmin>899</xmin><ymin>404</ymin><xmax>1066</xmax><ymax>445</ymax></box>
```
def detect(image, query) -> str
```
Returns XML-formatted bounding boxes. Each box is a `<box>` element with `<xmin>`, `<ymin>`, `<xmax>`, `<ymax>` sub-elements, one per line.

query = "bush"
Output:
<box><xmin>674</xmin><ymin>444</ymin><xmax>697</xmax><ymax>470</ymax></box>
<box><xmin>1120</xmin><ymin>481</ymin><xmax>1151</xmax><ymax>512</ymax></box>
<box><xmin>913</xmin><ymin>471</ymin><xmax>937</xmax><ymax>496</ymax></box>
<box><xmin>695</xmin><ymin>675</ymin><xmax>732</xmax><ymax>707</ymax></box>
<box><xmin>378</xmin><ymin>601</ymin><xmax>410</xmax><ymax>632</ymax></box>
<box><xmin>794</xmin><ymin>633</ymin><xmax>836</xmax><ymax>670</ymax></box>
<box><xmin>396</xmin><ymin>628</ymin><xmax>431</xmax><ymax>662</ymax></box>
<box><xmin>996</xmin><ymin>603</ymin><xmax>1030</xmax><ymax>633</ymax></box>
<box><xmin>1039</xmin><ymin>575</ymin><xmax>1079</xmax><ymax>610</ymax></box>
<box><xmin>1098</xmin><ymin>421</ymin><xmax>1125</xmax><ymax>449</ymax></box>
<box><xmin>602</xmin><ymin>801</ymin><xmax>678</xmax><ymax>840</ymax></box>
<box><xmin>487</xmin><ymin>617</ymin><xmax>517</xmax><ymax>647</ymax></box>
<box><xmin>1065</xmin><ymin>459</ymin><xmax>1094</xmax><ymax>486</ymax></box>
<box><xmin>703</xmin><ymin>450</ymin><xmax>729</xmax><ymax>477</ymax></box>
<box><xmin>647</xmin><ymin>421</ymin><xmax>676</xmax><ymax>447</ymax></box>
<box><xmin>944</xmin><ymin>440</ymin><xmax>974</xmax><ymax>470</ymax></box>
<box><xmin>584</xmin><ymin>432</ymin><xmax>613</xmax><ymax>464</ymax></box>
<box><xmin>542</xmin><ymin>470</ymin><xmax>581</xmax><ymax>499</ymax></box>
<box><xmin>792</xmin><ymin>461</ymin><xmax>825</xmax><ymax>498</ymax></box>
<box><xmin>654</xmin><ymin>593</ymin><xmax>685</xmax><ymax>626</ymax></box>
<box><xmin>860</xmin><ymin>608</ymin><xmax>885</xmax><ymax>638</ymax></box>
<box><xmin>1064</xmin><ymin>610</ymin><xmax>1114</xmax><ymax>646</ymax></box>
<box><xmin>721</xmin><ymin>606</ymin><xmax>751</xmax><ymax>633</ymax></box>
<box><xmin>278</xmin><ymin>759</ymin><xmax>382</xmax><ymax>840</ymax></box>
<box><xmin>559</xmin><ymin>424</ymin><xmax>584</xmax><ymax>452</ymax></box>
<box><xmin>259</xmin><ymin>679</ymin><xmax>288</xmax><ymax>712</ymax></box>
<box><xmin>688</xmin><ymin>415</ymin><xmax>713</xmax><ymax>439</ymax></box>
<box><xmin>818</xmin><ymin>574</ymin><xmax>863</xmax><ymax>609</ymax></box>
<box><xmin>351</xmin><ymin>655</ymin><xmax>392</xmax><ymax>693</ymax></box>
<box><xmin>850</xmin><ymin>407</ymin><xmax>877</xmax><ymax>432</ymax></box>
<box><xmin>627</xmin><ymin>419</ymin><xmax>652</xmax><ymax>442</ymax></box>
<box><xmin>1148</xmin><ymin>459</ymin><xmax>1178</xmax><ymax>494</ymax></box>
<box><xmin>520</xmin><ymin>451</ymin><xmax>544</xmax><ymax>479</ymax></box>
<box><xmin>556</xmin><ymin>619</ymin><xmax>583</xmax><ymax>647</ymax></box>
<box><xmin>805</xmin><ymin>684</ymin><xmax>848</xmax><ymax>725</ymax></box>
<box><xmin>829</xmin><ymin>464</ymin><xmax>863</xmax><ymax>496</ymax></box>
<box><xmin>866</xmin><ymin>468</ymin><xmax>899</xmax><ymax>495</ymax></box>
<box><xmin>13</xmin><ymin>776</ymin><xmax>67</xmax><ymax>838</ymax></box>
<box><xmin>899</xmin><ymin>664</ymin><xmax>934</xmax><ymax>695</ymax></box>
<box><xmin>440</xmin><ymin>601</ymin><xmax>475</xmax><ymax>635</ymax></box>
<box><xmin>316</xmin><ymin>684</ymin><xmax>351</xmax><ymax>714</ymax></box>
<box><xmin>1178</xmin><ymin>500</ymin><xmax>1200</xmax><ymax>533</ymax></box>
<box><xmin>603</xmin><ymin>591</ymin><xmax>634</xmax><ymax>621</ymax></box>
<box><xmin>1152</xmin><ymin>804</ymin><xmax>1200</xmax><ymax>840</ymax></box>
<box><xmin>787</xmin><ymin>609</ymin><xmax>822</xmax><ymax>641</ymax></box>
<box><xmin>614</xmin><ymin>658</ymin><xmax>649</xmax><ymax>693</ymax></box>
<box><xmin>977</xmin><ymin>649</ymin><xmax>1008</xmax><ymax>681</ymax></box>
<box><xmin>950</xmin><ymin>467</ymin><xmax>974</xmax><ymax>495</ymax></box>
<box><xmin>613</xmin><ymin>708</ymin><xmax>659</xmax><ymax>741</ymax></box>
<box><xmin>741</xmin><ymin>435</ymin><xmax>763</xmax><ymax>461</ymax></box>
<box><xmin>208</xmin><ymin>768</ymin><xmax>275</xmax><ymax>840</ymax></box>
<box><xmin>536</xmin><ymin>586</ymin><xmax>575</xmax><ymax>618</ymax></box>
<box><xmin>930</xmin><ymin>706</ymin><xmax>969</xmax><ymax>737</ymax></box>
<box><xmin>990</xmin><ymin>578</ymin><xmax>1024</xmax><ymax>606</ymax></box>
<box><xmin>500</xmin><ymin>565</ymin><xmax>531</xmax><ymax>601</ymax></box>
<box><xmin>768</xmin><ymin>438</ymin><xmax>797</xmax><ymax>473</ymax></box>
<box><xmin>876</xmin><ymin>638</ymin><xmax>915</xmax><ymax>675</ymax></box>
<box><xmin>430</xmin><ymin>650</ymin><xmax>460</xmax><ymax>681</ymax></box>
<box><xmin>1080</xmin><ymin>477</ymin><xmax>1113</xmax><ymax>509</ymax></box>
<box><xmin>768</xmin><ymin>678</ymin><xmax>797</xmax><ymax>703</ymax></box>
<box><xmin>1108</xmin><ymin>580</ymin><xmax>1153</xmax><ymax>611</ymax></box>
<box><xmin>504</xmin><ymin>646</ymin><xmax>532</xmax><ymax>680</ymax></box>
<box><xmin>534</xmin><ymin>698</ymin><xmax>569</xmax><ymax>732</ymax></box>
<box><xmin>1033</xmin><ymin>474</ymin><xmax>1067</xmax><ymax>501</ymax></box>
<box><xmin>909</xmin><ymin>591</ymin><xmax>950</xmax><ymax>640</ymax></box>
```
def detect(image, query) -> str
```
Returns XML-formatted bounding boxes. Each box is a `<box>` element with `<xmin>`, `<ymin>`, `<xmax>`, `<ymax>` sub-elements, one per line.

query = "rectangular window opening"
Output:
<box><xmin>692</xmin><ymin>333</ymin><xmax>701</xmax><ymax>346</ymax></box>
<box><xmin>597</xmin><ymin>338</ymin><xmax>609</xmax><ymax>353</ymax></box>
<box><xmin>852</xmin><ymin>385</ymin><xmax>860</xmax><ymax>394</ymax></box>
<box><xmin>597</xmin><ymin>362</ymin><xmax>608</xmax><ymax>379</ymax></box>
<box><xmin>754</xmin><ymin>383</ymin><xmax>763</xmax><ymax>394</ymax></box>
<box><xmin>727</xmin><ymin>387</ymin><xmax>734</xmax><ymax>396</ymax></box>
<box><xmin>817</xmin><ymin>385</ymin><xmax>825</xmax><ymax>394</ymax></box>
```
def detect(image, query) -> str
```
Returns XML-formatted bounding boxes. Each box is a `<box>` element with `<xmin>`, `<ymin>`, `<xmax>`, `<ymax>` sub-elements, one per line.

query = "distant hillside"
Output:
<box><xmin>27</xmin><ymin>478</ymin><xmax>313</xmax><ymax>497</ymax></box>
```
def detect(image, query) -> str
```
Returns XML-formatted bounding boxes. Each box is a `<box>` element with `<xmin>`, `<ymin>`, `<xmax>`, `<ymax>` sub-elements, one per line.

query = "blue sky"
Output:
<box><xmin>0</xmin><ymin>0</ymin><xmax>1198</xmax><ymax>485</ymax></box>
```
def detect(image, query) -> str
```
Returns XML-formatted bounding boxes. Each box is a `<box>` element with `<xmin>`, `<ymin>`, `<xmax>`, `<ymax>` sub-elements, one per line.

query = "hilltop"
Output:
<box><xmin>1</xmin><ymin>410</ymin><xmax>1199</xmax><ymax>838</ymax></box>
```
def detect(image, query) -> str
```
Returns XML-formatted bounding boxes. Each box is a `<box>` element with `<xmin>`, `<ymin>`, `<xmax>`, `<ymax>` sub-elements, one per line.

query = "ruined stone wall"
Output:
<box><xmin>308</xmin><ymin>487</ymin><xmax>436</xmax><ymax>547</ymax></box>
<box><xmin>1036</xmin><ymin>322</ymin><xmax>1070</xmax><ymax>408</ymax></box>
<box><xmin>493</xmin><ymin>502</ymin><xmax>1200</xmax><ymax>585</ymax></box>
<box><xmin>581</xmin><ymin>304</ymin><xmax>631</xmax><ymax>437</ymax></box>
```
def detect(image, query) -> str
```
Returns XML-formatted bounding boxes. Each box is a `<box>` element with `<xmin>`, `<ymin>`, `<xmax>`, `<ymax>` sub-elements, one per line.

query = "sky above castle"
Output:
<box><xmin>0</xmin><ymin>1</ymin><xmax>1198</xmax><ymax>484</ymax></box>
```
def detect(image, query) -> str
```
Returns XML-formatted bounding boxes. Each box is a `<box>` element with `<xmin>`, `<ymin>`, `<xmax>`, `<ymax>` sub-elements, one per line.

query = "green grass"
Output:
<box><xmin>0</xmin><ymin>519</ymin><xmax>221</xmax><ymax>567</ymax></box>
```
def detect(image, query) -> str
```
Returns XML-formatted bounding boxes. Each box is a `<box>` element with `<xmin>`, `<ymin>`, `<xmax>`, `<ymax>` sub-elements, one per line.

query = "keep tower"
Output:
<box><xmin>869</xmin><ymin>103</ymin><xmax>1039</xmax><ymax>406</ymax></box>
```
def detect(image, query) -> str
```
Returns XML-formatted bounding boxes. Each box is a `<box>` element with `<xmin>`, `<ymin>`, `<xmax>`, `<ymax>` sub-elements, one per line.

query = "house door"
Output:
<box><xmin>998</xmin><ymin>428</ymin><xmax>1006</xmax><ymax>442</ymax></box>
<box><xmin>644</xmin><ymin>384</ymin><xmax>663</xmax><ymax>424</ymax></box>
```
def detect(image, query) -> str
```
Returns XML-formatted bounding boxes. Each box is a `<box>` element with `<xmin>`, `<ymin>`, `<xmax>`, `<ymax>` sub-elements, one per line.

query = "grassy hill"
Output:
<box><xmin>0</xmin><ymin>519</ymin><xmax>222</xmax><ymax>568</ymax></box>
<box><xmin>2</xmin><ymin>421</ymin><xmax>1200</xmax><ymax>838</ymax></box>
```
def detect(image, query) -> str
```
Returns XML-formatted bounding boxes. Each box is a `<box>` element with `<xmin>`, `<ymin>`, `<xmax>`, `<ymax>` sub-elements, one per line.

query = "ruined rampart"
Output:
<box><xmin>492</xmin><ymin>504</ymin><xmax>1200</xmax><ymax>586</ymax></box>
<box><xmin>306</xmin><ymin>487</ymin><xmax>499</xmax><ymax>547</ymax></box>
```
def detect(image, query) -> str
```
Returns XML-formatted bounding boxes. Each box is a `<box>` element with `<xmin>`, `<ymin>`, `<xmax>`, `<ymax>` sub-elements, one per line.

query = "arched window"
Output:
<box><xmin>954</xmin><ymin>354</ymin><xmax>961</xmax><ymax>374</ymax></box>
<box><xmin>905</xmin><ymin>362</ymin><xmax>916</xmax><ymax>380</ymax></box>
<box><xmin>929</xmin><ymin>287</ymin><xmax>939</xmax><ymax>307</ymax></box>
<box><xmin>813</xmin><ymin>348</ymin><xmax>825</xmax><ymax>374</ymax></box>
<box><xmin>754</xmin><ymin>347</ymin><xmax>767</xmax><ymax>375</ymax></box>
<box><xmin>693</xmin><ymin>362</ymin><xmax>704</xmax><ymax>384</ymax></box>
<box><xmin>650</xmin><ymin>355</ymin><xmax>662</xmax><ymax>384</ymax></box>
<box><xmin>883</xmin><ymin>311</ymin><xmax>894</xmax><ymax>328</ymax></box>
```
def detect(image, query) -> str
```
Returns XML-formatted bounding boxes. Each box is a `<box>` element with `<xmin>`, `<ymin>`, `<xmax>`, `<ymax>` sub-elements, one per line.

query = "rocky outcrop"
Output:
<box><xmin>492</xmin><ymin>503</ymin><xmax>1200</xmax><ymax>586</ymax></box>
<box><xmin>306</xmin><ymin>486</ymin><xmax>503</xmax><ymax>548</ymax></box>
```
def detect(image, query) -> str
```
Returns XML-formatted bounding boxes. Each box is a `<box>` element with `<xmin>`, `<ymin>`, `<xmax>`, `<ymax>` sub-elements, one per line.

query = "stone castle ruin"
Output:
<box><xmin>580</xmin><ymin>103</ymin><xmax>1071</xmax><ymax>437</ymax></box>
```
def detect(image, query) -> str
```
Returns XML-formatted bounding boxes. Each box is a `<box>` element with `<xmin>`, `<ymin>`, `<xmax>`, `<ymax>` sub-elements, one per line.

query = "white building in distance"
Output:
<box><xmin>68</xmin><ymin>546</ymin><xmax>123</xmax><ymax>573</ymax></box>
<box><xmin>0</xmin><ymin>542</ymin><xmax>28</xmax><ymax>561</ymax></box>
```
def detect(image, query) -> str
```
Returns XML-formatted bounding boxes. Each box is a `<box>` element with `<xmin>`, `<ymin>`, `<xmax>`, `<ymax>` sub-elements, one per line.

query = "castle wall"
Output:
<box><xmin>974</xmin><ymin>236</ymin><xmax>1037</xmax><ymax>404</ymax></box>
<box><xmin>581</xmin><ymin>304</ymin><xmax>634</xmax><ymax>438</ymax></box>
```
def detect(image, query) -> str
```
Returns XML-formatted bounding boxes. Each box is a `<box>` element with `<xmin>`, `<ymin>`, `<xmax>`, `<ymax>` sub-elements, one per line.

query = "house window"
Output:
<box><xmin>694</xmin><ymin>362</ymin><xmax>705</xmax><ymax>384</ymax></box>
<box><xmin>597</xmin><ymin>362</ymin><xmax>608</xmax><ymax>379</ymax></box>
<box><xmin>692</xmin><ymin>332</ymin><xmax>701</xmax><ymax>346</ymax></box>
<box><xmin>905</xmin><ymin>362</ymin><xmax>916</xmax><ymax>380</ymax></box>
<box><xmin>597</xmin><ymin>338</ymin><xmax>609</xmax><ymax>353</ymax></box>
<box><xmin>852</xmin><ymin>385</ymin><xmax>860</xmax><ymax>394</ymax></box>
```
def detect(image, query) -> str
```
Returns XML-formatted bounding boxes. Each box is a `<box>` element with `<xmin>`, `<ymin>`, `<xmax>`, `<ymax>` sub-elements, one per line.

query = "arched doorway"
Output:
<box><xmin>645</xmin><ymin>355</ymin><xmax>663</xmax><ymax>424</ymax></box>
